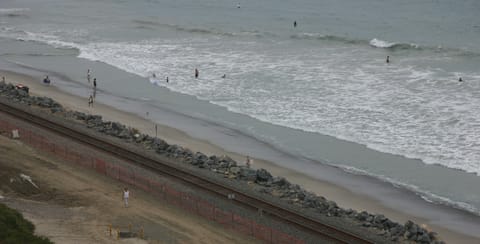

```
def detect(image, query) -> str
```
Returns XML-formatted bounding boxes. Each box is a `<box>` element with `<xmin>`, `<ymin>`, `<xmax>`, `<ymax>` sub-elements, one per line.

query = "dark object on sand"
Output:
<box><xmin>43</xmin><ymin>76</ymin><xmax>51</xmax><ymax>84</ymax></box>
<box><xmin>15</xmin><ymin>84</ymin><xmax>29</xmax><ymax>93</ymax></box>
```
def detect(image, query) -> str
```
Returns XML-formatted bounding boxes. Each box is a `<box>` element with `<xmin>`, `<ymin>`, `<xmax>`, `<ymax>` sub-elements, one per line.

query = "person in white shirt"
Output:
<box><xmin>245</xmin><ymin>156</ymin><xmax>253</xmax><ymax>168</ymax></box>
<box><xmin>123</xmin><ymin>187</ymin><xmax>130</xmax><ymax>207</ymax></box>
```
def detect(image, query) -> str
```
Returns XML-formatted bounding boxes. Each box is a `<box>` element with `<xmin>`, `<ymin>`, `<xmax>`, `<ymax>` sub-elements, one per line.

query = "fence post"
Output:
<box><xmin>271</xmin><ymin>227</ymin><xmax>273</xmax><ymax>244</ymax></box>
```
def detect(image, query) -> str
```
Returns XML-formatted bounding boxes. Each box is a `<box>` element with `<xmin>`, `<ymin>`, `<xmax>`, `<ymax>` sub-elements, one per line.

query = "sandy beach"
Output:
<box><xmin>1</xmin><ymin>69</ymin><xmax>479</xmax><ymax>243</ymax></box>
<box><xmin>0</xmin><ymin>123</ymin><xmax>254</xmax><ymax>244</ymax></box>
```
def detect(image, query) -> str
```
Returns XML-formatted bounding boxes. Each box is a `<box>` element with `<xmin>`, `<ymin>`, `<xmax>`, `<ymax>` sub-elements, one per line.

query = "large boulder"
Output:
<box><xmin>255</xmin><ymin>168</ymin><xmax>273</xmax><ymax>182</ymax></box>
<box><xmin>239</xmin><ymin>168</ymin><xmax>257</xmax><ymax>181</ymax></box>
<box><xmin>229</xmin><ymin>166</ymin><xmax>241</xmax><ymax>175</ymax></box>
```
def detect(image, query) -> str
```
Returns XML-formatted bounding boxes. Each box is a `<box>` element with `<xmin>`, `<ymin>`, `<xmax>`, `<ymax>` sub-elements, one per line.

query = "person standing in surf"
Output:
<box><xmin>386</xmin><ymin>56</ymin><xmax>390</xmax><ymax>63</ymax></box>
<box><xmin>195</xmin><ymin>68</ymin><xmax>199</xmax><ymax>79</ymax></box>
<box><xmin>294</xmin><ymin>21</ymin><xmax>297</xmax><ymax>28</ymax></box>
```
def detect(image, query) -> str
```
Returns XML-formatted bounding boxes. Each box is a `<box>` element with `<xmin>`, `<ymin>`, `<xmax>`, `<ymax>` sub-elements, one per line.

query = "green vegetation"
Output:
<box><xmin>0</xmin><ymin>203</ymin><xmax>53</xmax><ymax>244</ymax></box>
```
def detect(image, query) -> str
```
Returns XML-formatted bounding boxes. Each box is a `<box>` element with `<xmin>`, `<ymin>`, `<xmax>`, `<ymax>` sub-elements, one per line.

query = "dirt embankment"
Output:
<box><xmin>0</xmin><ymin>134</ymin><xmax>255</xmax><ymax>244</ymax></box>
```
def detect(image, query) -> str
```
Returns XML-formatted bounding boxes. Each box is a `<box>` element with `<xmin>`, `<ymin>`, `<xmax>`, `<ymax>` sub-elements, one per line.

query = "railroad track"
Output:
<box><xmin>0</xmin><ymin>100</ymin><xmax>373</xmax><ymax>244</ymax></box>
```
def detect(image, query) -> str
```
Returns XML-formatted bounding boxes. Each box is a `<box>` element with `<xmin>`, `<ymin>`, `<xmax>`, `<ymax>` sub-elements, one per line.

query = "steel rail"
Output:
<box><xmin>0</xmin><ymin>100</ymin><xmax>373</xmax><ymax>244</ymax></box>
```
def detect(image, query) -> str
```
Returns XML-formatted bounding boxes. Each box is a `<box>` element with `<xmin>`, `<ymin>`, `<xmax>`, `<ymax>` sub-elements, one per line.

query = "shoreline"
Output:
<box><xmin>2</xmin><ymin>69</ymin><xmax>480</xmax><ymax>243</ymax></box>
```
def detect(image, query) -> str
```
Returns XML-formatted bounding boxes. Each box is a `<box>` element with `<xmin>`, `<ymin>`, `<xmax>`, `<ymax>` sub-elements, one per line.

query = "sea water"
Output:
<box><xmin>1</xmin><ymin>0</ymin><xmax>480</xmax><ymax>216</ymax></box>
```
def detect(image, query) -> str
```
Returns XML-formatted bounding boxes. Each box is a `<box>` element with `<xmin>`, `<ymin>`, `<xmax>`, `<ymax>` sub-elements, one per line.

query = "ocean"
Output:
<box><xmin>1</xmin><ymin>0</ymin><xmax>480</xmax><ymax>223</ymax></box>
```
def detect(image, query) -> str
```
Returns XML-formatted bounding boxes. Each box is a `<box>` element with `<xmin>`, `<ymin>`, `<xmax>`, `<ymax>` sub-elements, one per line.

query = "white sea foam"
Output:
<box><xmin>72</xmin><ymin>38</ymin><xmax>480</xmax><ymax>177</ymax></box>
<box><xmin>369</xmin><ymin>38</ymin><xmax>396</xmax><ymax>48</ymax></box>
<box><xmin>5</xmin><ymin>28</ymin><xmax>480</xmax><ymax>213</ymax></box>
<box><xmin>0</xmin><ymin>8</ymin><xmax>30</xmax><ymax>14</ymax></box>
<box><xmin>75</xmin><ymin>39</ymin><xmax>480</xmax><ymax>180</ymax></box>
<box><xmin>0</xmin><ymin>27</ymin><xmax>80</xmax><ymax>50</ymax></box>
<box><xmin>369</xmin><ymin>38</ymin><xmax>420</xmax><ymax>49</ymax></box>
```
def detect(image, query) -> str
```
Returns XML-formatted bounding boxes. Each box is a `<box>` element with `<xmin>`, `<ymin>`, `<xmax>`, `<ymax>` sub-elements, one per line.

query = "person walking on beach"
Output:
<box><xmin>245</xmin><ymin>156</ymin><xmax>252</xmax><ymax>168</ymax></box>
<box><xmin>93</xmin><ymin>78</ymin><xmax>97</xmax><ymax>88</ymax></box>
<box><xmin>87</xmin><ymin>69</ymin><xmax>91</xmax><ymax>83</ymax></box>
<box><xmin>195</xmin><ymin>68</ymin><xmax>199</xmax><ymax>79</ymax></box>
<box><xmin>386</xmin><ymin>56</ymin><xmax>390</xmax><ymax>63</ymax></box>
<box><xmin>88</xmin><ymin>95</ymin><xmax>94</xmax><ymax>107</ymax></box>
<box><xmin>123</xmin><ymin>187</ymin><xmax>130</xmax><ymax>208</ymax></box>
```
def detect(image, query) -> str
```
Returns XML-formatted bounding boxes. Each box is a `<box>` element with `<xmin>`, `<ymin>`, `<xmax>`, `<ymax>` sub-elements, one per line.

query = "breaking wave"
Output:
<box><xmin>0</xmin><ymin>8</ymin><xmax>30</xmax><ymax>17</ymax></box>
<box><xmin>133</xmin><ymin>19</ymin><xmax>275</xmax><ymax>38</ymax></box>
<box><xmin>369</xmin><ymin>38</ymin><xmax>420</xmax><ymax>50</ymax></box>
<box><xmin>290</xmin><ymin>33</ymin><xmax>365</xmax><ymax>45</ymax></box>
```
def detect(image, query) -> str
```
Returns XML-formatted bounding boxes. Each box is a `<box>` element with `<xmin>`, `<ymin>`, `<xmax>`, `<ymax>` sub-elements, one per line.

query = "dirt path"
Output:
<box><xmin>0</xmin><ymin>135</ymin><xmax>255</xmax><ymax>244</ymax></box>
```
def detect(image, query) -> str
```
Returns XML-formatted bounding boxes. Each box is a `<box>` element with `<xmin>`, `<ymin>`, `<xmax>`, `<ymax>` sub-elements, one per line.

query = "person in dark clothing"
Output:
<box><xmin>386</xmin><ymin>56</ymin><xmax>390</xmax><ymax>63</ymax></box>
<box><xmin>93</xmin><ymin>78</ymin><xmax>97</xmax><ymax>88</ymax></box>
<box><xmin>195</xmin><ymin>68</ymin><xmax>199</xmax><ymax>78</ymax></box>
<box><xmin>43</xmin><ymin>75</ymin><xmax>51</xmax><ymax>84</ymax></box>
<box><xmin>294</xmin><ymin>21</ymin><xmax>297</xmax><ymax>28</ymax></box>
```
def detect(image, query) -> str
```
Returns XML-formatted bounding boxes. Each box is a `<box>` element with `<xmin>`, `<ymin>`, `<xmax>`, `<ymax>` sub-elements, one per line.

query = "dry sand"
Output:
<box><xmin>1</xmin><ymin>70</ymin><xmax>479</xmax><ymax>243</ymax></box>
<box><xmin>0</xmin><ymin>127</ymin><xmax>256</xmax><ymax>243</ymax></box>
